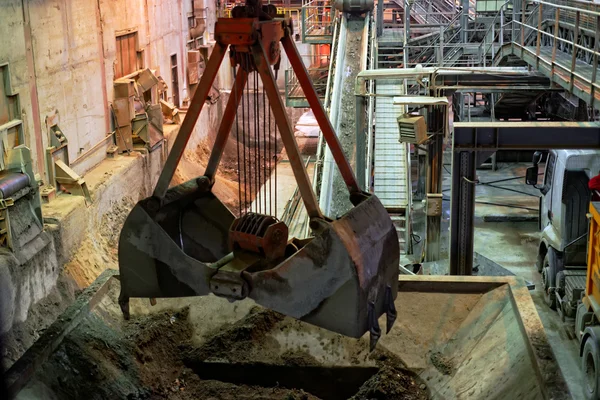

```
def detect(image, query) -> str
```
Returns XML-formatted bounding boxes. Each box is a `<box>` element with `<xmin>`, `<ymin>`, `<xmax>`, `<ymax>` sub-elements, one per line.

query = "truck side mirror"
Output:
<box><xmin>526</xmin><ymin>166</ymin><xmax>538</xmax><ymax>185</ymax></box>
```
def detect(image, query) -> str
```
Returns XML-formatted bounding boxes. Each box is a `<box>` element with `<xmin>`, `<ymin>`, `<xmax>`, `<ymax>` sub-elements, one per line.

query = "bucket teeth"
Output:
<box><xmin>368</xmin><ymin>301</ymin><xmax>381</xmax><ymax>352</ymax></box>
<box><xmin>385</xmin><ymin>285</ymin><xmax>397</xmax><ymax>334</ymax></box>
<box><xmin>119</xmin><ymin>292</ymin><xmax>130</xmax><ymax>320</ymax></box>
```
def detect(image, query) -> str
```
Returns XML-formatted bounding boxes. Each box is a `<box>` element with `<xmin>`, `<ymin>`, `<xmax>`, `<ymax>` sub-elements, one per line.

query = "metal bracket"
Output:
<box><xmin>0</xmin><ymin>198</ymin><xmax>15</xmax><ymax>209</ymax></box>
<box><xmin>54</xmin><ymin>160</ymin><xmax>92</xmax><ymax>204</ymax></box>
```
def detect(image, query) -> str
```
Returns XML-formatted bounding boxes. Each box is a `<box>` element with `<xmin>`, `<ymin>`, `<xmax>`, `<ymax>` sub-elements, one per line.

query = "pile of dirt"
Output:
<box><xmin>351</xmin><ymin>350</ymin><xmax>428</xmax><ymax>400</ymax></box>
<box><xmin>429</xmin><ymin>351</ymin><xmax>454</xmax><ymax>376</ymax></box>
<box><xmin>26</xmin><ymin>301</ymin><xmax>428</xmax><ymax>400</ymax></box>
<box><xmin>32</xmin><ymin>307</ymin><xmax>192</xmax><ymax>399</ymax></box>
<box><xmin>185</xmin><ymin>306</ymin><xmax>285</xmax><ymax>364</ymax></box>
<box><xmin>182</xmin><ymin>308</ymin><xmax>429</xmax><ymax>400</ymax></box>
<box><xmin>64</xmin><ymin>196</ymin><xmax>135</xmax><ymax>287</ymax></box>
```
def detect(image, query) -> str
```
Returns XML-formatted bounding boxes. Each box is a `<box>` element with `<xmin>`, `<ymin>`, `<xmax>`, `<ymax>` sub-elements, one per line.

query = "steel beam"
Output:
<box><xmin>454</xmin><ymin>122</ymin><xmax>600</xmax><ymax>150</ymax></box>
<box><xmin>355</xmin><ymin>67</ymin><xmax>551</xmax><ymax>95</ymax></box>
<box><xmin>450</xmin><ymin>122</ymin><xmax>600</xmax><ymax>275</ymax></box>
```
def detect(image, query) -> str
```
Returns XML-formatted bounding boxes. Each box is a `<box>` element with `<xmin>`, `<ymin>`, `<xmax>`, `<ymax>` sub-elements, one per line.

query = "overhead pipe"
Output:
<box><xmin>355</xmin><ymin>66</ymin><xmax>536</xmax><ymax>95</ymax></box>
<box><xmin>190</xmin><ymin>0</ymin><xmax>207</xmax><ymax>39</ymax></box>
<box><xmin>318</xmin><ymin>16</ymin><xmax>349</xmax><ymax>215</ymax></box>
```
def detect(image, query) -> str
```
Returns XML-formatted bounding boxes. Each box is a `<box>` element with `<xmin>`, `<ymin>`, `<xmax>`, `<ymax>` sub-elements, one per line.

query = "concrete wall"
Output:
<box><xmin>0</xmin><ymin>1</ymin><xmax>39</xmax><ymax>172</ymax></box>
<box><xmin>0</xmin><ymin>0</ymin><xmax>193</xmax><ymax>178</ymax></box>
<box><xmin>0</xmin><ymin>143</ymin><xmax>165</xmax><ymax>337</ymax></box>
<box><xmin>28</xmin><ymin>0</ymin><xmax>109</xmax><ymax>167</ymax></box>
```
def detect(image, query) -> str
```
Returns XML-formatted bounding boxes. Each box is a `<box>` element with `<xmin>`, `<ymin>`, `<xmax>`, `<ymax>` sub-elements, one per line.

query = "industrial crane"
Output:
<box><xmin>117</xmin><ymin>0</ymin><xmax>396</xmax><ymax>349</ymax></box>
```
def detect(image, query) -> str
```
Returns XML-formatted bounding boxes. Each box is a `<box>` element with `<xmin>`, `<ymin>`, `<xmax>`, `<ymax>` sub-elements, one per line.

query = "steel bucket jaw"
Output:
<box><xmin>247</xmin><ymin>194</ymin><xmax>399</xmax><ymax>347</ymax></box>
<box><xmin>117</xmin><ymin>179</ymin><xmax>235</xmax><ymax>317</ymax></box>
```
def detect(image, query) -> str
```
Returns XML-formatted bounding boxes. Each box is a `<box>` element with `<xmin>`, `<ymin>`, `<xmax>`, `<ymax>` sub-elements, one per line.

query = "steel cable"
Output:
<box><xmin>241</xmin><ymin>57</ymin><xmax>248</xmax><ymax>213</ymax></box>
<box><xmin>233</xmin><ymin>65</ymin><xmax>242</xmax><ymax>217</ymax></box>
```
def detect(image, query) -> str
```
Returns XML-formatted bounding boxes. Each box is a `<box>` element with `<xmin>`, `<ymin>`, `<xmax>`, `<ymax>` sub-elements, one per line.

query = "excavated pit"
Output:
<box><xmin>10</xmin><ymin>274</ymin><xmax>567</xmax><ymax>400</ymax></box>
<box><xmin>14</xmin><ymin>279</ymin><xmax>426</xmax><ymax>400</ymax></box>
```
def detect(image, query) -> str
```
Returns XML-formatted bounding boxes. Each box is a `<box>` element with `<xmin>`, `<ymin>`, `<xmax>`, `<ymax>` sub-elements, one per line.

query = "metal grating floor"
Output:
<box><xmin>373</xmin><ymin>79</ymin><xmax>410</xmax><ymax>211</ymax></box>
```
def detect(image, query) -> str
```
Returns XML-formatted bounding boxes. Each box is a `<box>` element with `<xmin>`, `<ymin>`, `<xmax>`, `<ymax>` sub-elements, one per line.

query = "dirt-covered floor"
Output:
<box><xmin>18</xmin><ymin>280</ymin><xmax>427</xmax><ymax>400</ymax></box>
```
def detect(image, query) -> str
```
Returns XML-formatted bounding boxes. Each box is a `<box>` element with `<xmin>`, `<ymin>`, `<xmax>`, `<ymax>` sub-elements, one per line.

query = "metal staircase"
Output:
<box><xmin>373</xmin><ymin>80</ymin><xmax>412</xmax><ymax>254</ymax></box>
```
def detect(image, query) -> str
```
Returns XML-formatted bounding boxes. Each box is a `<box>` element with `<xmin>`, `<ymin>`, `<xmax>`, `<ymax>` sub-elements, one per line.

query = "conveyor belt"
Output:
<box><xmin>373</xmin><ymin>80</ymin><xmax>410</xmax><ymax>211</ymax></box>
<box><xmin>0</xmin><ymin>171</ymin><xmax>29</xmax><ymax>199</ymax></box>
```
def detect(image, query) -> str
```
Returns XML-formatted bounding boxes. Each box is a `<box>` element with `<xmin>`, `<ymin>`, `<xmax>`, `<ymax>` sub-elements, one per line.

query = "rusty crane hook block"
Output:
<box><xmin>117</xmin><ymin>2</ymin><xmax>398</xmax><ymax>350</ymax></box>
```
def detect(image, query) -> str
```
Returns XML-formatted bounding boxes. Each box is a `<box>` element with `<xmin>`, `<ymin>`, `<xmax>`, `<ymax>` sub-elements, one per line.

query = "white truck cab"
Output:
<box><xmin>527</xmin><ymin>149</ymin><xmax>600</xmax><ymax>317</ymax></box>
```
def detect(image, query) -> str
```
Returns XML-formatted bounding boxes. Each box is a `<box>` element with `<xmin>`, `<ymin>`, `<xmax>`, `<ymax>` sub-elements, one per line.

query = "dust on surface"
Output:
<box><xmin>380</xmin><ymin>292</ymin><xmax>483</xmax><ymax>370</ymax></box>
<box><xmin>328</xmin><ymin>17</ymin><xmax>364</xmax><ymax>218</ymax></box>
<box><xmin>64</xmin><ymin>196</ymin><xmax>135</xmax><ymax>287</ymax></box>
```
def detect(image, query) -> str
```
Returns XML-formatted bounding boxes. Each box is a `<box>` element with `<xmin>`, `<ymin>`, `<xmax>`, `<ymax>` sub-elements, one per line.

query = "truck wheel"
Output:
<box><xmin>582</xmin><ymin>337</ymin><xmax>600</xmax><ymax>400</ymax></box>
<box><xmin>536</xmin><ymin>250</ymin><xmax>545</xmax><ymax>273</ymax></box>
<box><xmin>542</xmin><ymin>251</ymin><xmax>557</xmax><ymax>310</ymax></box>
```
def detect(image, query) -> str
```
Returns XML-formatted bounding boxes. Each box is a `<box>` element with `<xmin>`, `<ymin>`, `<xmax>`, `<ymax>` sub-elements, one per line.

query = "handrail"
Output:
<box><xmin>476</xmin><ymin>0</ymin><xmax>512</xmax><ymax>64</ymax></box>
<box><xmin>406</xmin><ymin>10</ymin><xmax>463</xmax><ymax>67</ymax></box>
<box><xmin>531</xmin><ymin>0</ymin><xmax>600</xmax><ymax>17</ymax></box>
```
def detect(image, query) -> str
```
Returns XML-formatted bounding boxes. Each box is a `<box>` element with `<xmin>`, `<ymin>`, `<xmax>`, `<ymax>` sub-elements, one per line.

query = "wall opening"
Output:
<box><xmin>171</xmin><ymin>54</ymin><xmax>180</xmax><ymax>107</ymax></box>
<box><xmin>115</xmin><ymin>32</ymin><xmax>140</xmax><ymax>79</ymax></box>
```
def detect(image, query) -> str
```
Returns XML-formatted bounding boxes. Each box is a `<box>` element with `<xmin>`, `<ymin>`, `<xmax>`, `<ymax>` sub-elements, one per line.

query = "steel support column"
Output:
<box><xmin>377</xmin><ymin>0</ymin><xmax>384</xmax><ymax>37</ymax></box>
<box><xmin>404</xmin><ymin>0</ymin><xmax>411</xmax><ymax>39</ymax></box>
<box><xmin>356</xmin><ymin>95</ymin><xmax>367</xmax><ymax>190</ymax></box>
<box><xmin>425</xmin><ymin>106</ymin><xmax>444</xmax><ymax>261</ymax></box>
<box><xmin>460</xmin><ymin>0</ymin><xmax>470</xmax><ymax>43</ymax></box>
<box><xmin>449</xmin><ymin>151</ymin><xmax>476</xmax><ymax>275</ymax></box>
<box><xmin>416</xmin><ymin>151</ymin><xmax>427</xmax><ymax>200</ymax></box>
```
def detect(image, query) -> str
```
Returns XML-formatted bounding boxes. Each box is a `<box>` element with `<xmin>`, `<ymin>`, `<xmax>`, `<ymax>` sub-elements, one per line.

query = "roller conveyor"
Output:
<box><xmin>0</xmin><ymin>171</ymin><xmax>30</xmax><ymax>199</ymax></box>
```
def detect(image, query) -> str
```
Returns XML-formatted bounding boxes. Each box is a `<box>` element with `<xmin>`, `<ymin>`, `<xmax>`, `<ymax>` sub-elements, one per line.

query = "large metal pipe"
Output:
<box><xmin>333</xmin><ymin>0</ymin><xmax>374</xmax><ymax>13</ymax></box>
<box><xmin>319</xmin><ymin>16</ymin><xmax>348</xmax><ymax>215</ymax></box>
<box><xmin>189</xmin><ymin>0</ymin><xmax>207</xmax><ymax>39</ymax></box>
<box><xmin>355</xmin><ymin>66</ymin><xmax>540</xmax><ymax>94</ymax></box>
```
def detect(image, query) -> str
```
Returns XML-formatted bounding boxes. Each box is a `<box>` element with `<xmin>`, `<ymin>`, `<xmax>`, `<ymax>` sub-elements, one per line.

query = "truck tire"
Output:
<box><xmin>542</xmin><ymin>249</ymin><xmax>557</xmax><ymax>310</ymax></box>
<box><xmin>582</xmin><ymin>337</ymin><xmax>600</xmax><ymax>400</ymax></box>
<box><xmin>536</xmin><ymin>250</ymin><xmax>545</xmax><ymax>273</ymax></box>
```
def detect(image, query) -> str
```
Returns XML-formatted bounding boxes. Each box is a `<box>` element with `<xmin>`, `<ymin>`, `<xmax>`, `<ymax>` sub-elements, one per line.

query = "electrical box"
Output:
<box><xmin>426</xmin><ymin>193</ymin><xmax>443</xmax><ymax>217</ymax></box>
<box><xmin>397</xmin><ymin>114</ymin><xmax>428</xmax><ymax>144</ymax></box>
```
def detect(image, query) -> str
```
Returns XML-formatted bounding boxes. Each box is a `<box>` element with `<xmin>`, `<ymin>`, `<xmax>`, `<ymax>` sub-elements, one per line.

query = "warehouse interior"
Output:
<box><xmin>1</xmin><ymin>0</ymin><xmax>600</xmax><ymax>398</ymax></box>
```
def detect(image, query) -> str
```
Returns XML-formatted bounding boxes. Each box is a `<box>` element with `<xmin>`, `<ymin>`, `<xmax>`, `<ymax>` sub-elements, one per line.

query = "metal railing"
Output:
<box><xmin>285</xmin><ymin>53</ymin><xmax>331</xmax><ymax>107</ymax></box>
<box><xmin>481</xmin><ymin>0</ymin><xmax>600</xmax><ymax>109</ymax></box>
<box><xmin>301</xmin><ymin>0</ymin><xmax>336</xmax><ymax>43</ymax></box>
<box><xmin>411</xmin><ymin>0</ymin><xmax>457</xmax><ymax>25</ymax></box>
